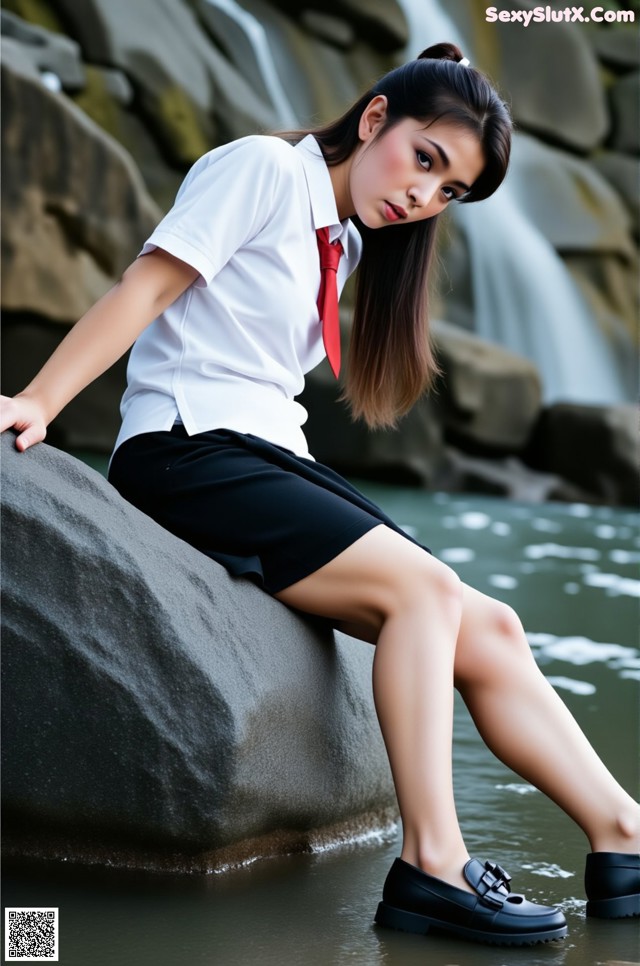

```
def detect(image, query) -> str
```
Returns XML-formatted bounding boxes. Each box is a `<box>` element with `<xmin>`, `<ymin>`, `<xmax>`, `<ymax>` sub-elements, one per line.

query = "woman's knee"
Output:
<box><xmin>374</xmin><ymin>538</ymin><xmax>463</xmax><ymax>625</ymax></box>
<box><xmin>455</xmin><ymin>589</ymin><xmax>534</xmax><ymax>688</ymax></box>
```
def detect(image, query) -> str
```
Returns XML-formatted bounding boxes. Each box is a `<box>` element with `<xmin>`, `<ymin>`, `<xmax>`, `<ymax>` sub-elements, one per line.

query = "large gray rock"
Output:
<box><xmin>507</xmin><ymin>134</ymin><xmax>635</xmax><ymax>257</ymax></box>
<box><xmin>0</xmin><ymin>9</ymin><xmax>85</xmax><ymax>91</ymax></box>
<box><xmin>1</xmin><ymin>317</ymin><xmax>126</xmax><ymax>453</ymax></box>
<box><xmin>1</xmin><ymin>433</ymin><xmax>394</xmax><ymax>871</ymax></box>
<box><xmin>303</xmin><ymin>361</ymin><xmax>446</xmax><ymax>486</ymax></box>
<box><xmin>587</xmin><ymin>24</ymin><xmax>640</xmax><ymax>70</ymax></box>
<box><xmin>592</xmin><ymin>151</ymin><xmax>640</xmax><ymax>237</ymax></box>
<box><xmin>264</xmin><ymin>0</ymin><xmax>408</xmax><ymax>51</ymax></box>
<box><xmin>524</xmin><ymin>403</ymin><xmax>640</xmax><ymax>507</ymax></box>
<box><xmin>1</xmin><ymin>54</ymin><xmax>160</xmax><ymax>322</ymax></box>
<box><xmin>301</xmin><ymin>320</ymin><xmax>542</xmax><ymax>484</ymax></box>
<box><xmin>432</xmin><ymin>319</ymin><xmax>543</xmax><ymax>452</ymax></box>
<box><xmin>451</xmin><ymin>0</ymin><xmax>609</xmax><ymax>152</ymax></box>
<box><xmin>49</xmin><ymin>0</ymin><xmax>279</xmax><ymax>165</ymax></box>
<box><xmin>609</xmin><ymin>71</ymin><xmax>640</xmax><ymax>154</ymax></box>
<box><xmin>438</xmin><ymin>448</ymin><xmax>589</xmax><ymax>504</ymax></box>
<box><xmin>233</xmin><ymin>0</ymin><xmax>394</xmax><ymax>131</ymax></box>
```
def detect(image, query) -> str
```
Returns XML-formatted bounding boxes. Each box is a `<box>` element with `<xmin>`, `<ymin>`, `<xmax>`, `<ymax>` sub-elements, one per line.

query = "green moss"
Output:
<box><xmin>154</xmin><ymin>84</ymin><xmax>211</xmax><ymax>166</ymax></box>
<box><xmin>71</xmin><ymin>66</ymin><xmax>121</xmax><ymax>141</ymax></box>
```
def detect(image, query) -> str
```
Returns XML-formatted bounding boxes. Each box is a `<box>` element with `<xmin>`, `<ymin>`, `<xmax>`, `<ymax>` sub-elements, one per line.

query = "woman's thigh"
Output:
<box><xmin>275</xmin><ymin>524</ymin><xmax>459</xmax><ymax>630</ymax></box>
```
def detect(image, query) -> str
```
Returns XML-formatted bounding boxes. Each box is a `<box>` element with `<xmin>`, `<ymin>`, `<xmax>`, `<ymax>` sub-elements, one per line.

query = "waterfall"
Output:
<box><xmin>396</xmin><ymin>0</ymin><xmax>628</xmax><ymax>404</ymax></box>
<box><xmin>395</xmin><ymin>0</ymin><xmax>467</xmax><ymax>54</ymax></box>
<box><xmin>457</xmin><ymin>184</ymin><xmax>626</xmax><ymax>404</ymax></box>
<box><xmin>202</xmin><ymin>0</ymin><xmax>298</xmax><ymax>125</ymax></box>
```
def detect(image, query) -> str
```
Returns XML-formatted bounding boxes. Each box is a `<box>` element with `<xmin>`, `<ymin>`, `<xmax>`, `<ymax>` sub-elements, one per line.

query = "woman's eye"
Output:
<box><xmin>416</xmin><ymin>150</ymin><xmax>432</xmax><ymax>170</ymax></box>
<box><xmin>442</xmin><ymin>186</ymin><xmax>458</xmax><ymax>201</ymax></box>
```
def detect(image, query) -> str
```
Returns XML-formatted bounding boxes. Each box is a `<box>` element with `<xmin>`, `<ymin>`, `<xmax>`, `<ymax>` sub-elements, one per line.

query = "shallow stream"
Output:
<box><xmin>4</xmin><ymin>486</ymin><xmax>639</xmax><ymax>965</ymax></box>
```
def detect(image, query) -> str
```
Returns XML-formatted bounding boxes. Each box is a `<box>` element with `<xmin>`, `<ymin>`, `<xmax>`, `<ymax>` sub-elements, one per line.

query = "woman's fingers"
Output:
<box><xmin>0</xmin><ymin>395</ymin><xmax>47</xmax><ymax>451</ymax></box>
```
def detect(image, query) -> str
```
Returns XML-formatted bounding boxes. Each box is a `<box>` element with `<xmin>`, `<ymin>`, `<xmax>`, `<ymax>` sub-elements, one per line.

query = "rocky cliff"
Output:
<box><xmin>1</xmin><ymin>0</ymin><xmax>638</xmax><ymax>504</ymax></box>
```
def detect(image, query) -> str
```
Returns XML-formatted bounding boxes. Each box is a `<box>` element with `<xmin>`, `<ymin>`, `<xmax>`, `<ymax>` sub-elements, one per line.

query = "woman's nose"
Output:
<box><xmin>408</xmin><ymin>180</ymin><xmax>438</xmax><ymax>209</ymax></box>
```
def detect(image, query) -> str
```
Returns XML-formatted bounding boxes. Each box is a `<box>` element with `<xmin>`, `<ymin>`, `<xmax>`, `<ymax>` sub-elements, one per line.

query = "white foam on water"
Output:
<box><xmin>439</xmin><ymin>547</ymin><xmax>476</xmax><ymax>563</ymax></box>
<box><xmin>557</xmin><ymin>897</ymin><xmax>587</xmax><ymax>914</ymax></box>
<box><xmin>567</xmin><ymin>504</ymin><xmax>593</xmax><ymax>517</ymax></box>
<box><xmin>546</xmin><ymin>676</ymin><xmax>596</xmax><ymax>696</ymax></box>
<box><xmin>495</xmin><ymin>783</ymin><xmax>538</xmax><ymax>795</ymax></box>
<box><xmin>521</xmin><ymin>862</ymin><xmax>574</xmax><ymax>879</ymax></box>
<box><xmin>563</xmin><ymin>582</ymin><xmax>581</xmax><ymax>595</ymax></box>
<box><xmin>531</xmin><ymin>518</ymin><xmax>563</xmax><ymax>533</ymax></box>
<box><xmin>594</xmin><ymin>524</ymin><xmax>618</xmax><ymax>539</ymax></box>
<box><xmin>582</xmin><ymin>572</ymin><xmax>640</xmax><ymax>597</ymax></box>
<box><xmin>524</xmin><ymin>543</ymin><xmax>600</xmax><ymax>561</ymax></box>
<box><xmin>309</xmin><ymin>819</ymin><xmax>400</xmax><ymax>855</ymax></box>
<box><xmin>527</xmin><ymin>633</ymin><xmax>639</xmax><ymax>670</ymax></box>
<box><xmin>491</xmin><ymin>522</ymin><xmax>512</xmax><ymax>536</ymax></box>
<box><xmin>487</xmin><ymin>574</ymin><xmax>518</xmax><ymax>589</ymax></box>
<box><xmin>459</xmin><ymin>512</ymin><xmax>492</xmax><ymax>530</ymax></box>
<box><xmin>609</xmin><ymin>549</ymin><xmax>640</xmax><ymax>565</ymax></box>
<box><xmin>621</xmin><ymin>669</ymin><xmax>640</xmax><ymax>681</ymax></box>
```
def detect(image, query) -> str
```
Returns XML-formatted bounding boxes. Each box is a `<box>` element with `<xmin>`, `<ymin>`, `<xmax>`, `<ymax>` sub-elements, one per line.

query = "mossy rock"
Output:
<box><xmin>1</xmin><ymin>0</ymin><xmax>65</xmax><ymax>34</ymax></box>
<box><xmin>153</xmin><ymin>81</ymin><xmax>213</xmax><ymax>166</ymax></box>
<box><xmin>70</xmin><ymin>65</ymin><xmax>122</xmax><ymax>142</ymax></box>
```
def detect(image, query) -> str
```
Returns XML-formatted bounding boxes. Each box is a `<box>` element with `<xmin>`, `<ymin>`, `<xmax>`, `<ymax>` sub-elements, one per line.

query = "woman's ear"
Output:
<box><xmin>358</xmin><ymin>95</ymin><xmax>388</xmax><ymax>142</ymax></box>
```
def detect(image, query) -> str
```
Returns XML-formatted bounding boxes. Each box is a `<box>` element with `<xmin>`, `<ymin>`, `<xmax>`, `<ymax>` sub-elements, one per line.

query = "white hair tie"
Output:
<box><xmin>458</xmin><ymin>57</ymin><xmax>471</xmax><ymax>67</ymax></box>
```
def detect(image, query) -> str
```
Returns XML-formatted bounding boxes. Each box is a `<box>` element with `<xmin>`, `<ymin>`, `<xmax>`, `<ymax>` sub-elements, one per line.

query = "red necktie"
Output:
<box><xmin>316</xmin><ymin>227</ymin><xmax>344</xmax><ymax>378</ymax></box>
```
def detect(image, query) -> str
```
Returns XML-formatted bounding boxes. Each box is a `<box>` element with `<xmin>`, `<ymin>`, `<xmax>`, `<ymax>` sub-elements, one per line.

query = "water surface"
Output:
<box><xmin>4</xmin><ymin>487</ymin><xmax>638</xmax><ymax>965</ymax></box>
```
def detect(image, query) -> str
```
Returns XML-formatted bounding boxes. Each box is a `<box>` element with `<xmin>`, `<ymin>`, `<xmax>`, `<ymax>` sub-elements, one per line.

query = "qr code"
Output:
<box><xmin>4</xmin><ymin>908</ymin><xmax>59</xmax><ymax>961</ymax></box>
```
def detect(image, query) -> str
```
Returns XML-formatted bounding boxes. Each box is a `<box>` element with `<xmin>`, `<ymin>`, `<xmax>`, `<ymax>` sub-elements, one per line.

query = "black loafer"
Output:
<box><xmin>374</xmin><ymin>857</ymin><xmax>567</xmax><ymax>946</ymax></box>
<box><xmin>585</xmin><ymin>851</ymin><xmax>640</xmax><ymax>919</ymax></box>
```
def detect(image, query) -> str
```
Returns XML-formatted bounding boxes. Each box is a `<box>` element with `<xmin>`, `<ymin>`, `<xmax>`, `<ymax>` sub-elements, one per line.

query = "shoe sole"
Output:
<box><xmin>586</xmin><ymin>894</ymin><xmax>640</xmax><ymax>919</ymax></box>
<box><xmin>374</xmin><ymin>901</ymin><xmax>568</xmax><ymax>946</ymax></box>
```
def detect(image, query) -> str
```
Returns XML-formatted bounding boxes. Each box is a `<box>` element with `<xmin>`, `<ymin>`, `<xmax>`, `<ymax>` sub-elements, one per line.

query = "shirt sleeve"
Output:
<box><xmin>139</xmin><ymin>137</ymin><xmax>291</xmax><ymax>288</ymax></box>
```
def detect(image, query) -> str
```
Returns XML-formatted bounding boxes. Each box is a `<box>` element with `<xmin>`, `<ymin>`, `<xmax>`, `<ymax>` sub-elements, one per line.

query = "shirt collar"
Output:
<box><xmin>295</xmin><ymin>134</ymin><xmax>355</xmax><ymax>258</ymax></box>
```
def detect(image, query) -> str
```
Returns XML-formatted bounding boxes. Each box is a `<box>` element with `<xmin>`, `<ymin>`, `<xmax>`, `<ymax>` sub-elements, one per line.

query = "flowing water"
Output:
<box><xmin>3</xmin><ymin>485</ymin><xmax>639</xmax><ymax>966</ymax></box>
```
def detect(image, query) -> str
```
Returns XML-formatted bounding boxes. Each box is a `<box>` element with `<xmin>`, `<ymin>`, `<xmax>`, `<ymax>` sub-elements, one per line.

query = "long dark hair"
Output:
<box><xmin>281</xmin><ymin>42</ymin><xmax>512</xmax><ymax>428</ymax></box>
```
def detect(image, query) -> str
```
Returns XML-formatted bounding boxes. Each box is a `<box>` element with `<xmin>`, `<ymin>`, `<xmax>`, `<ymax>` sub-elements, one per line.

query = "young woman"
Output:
<box><xmin>2</xmin><ymin>42</ymin><xmax>638</xmax><ymax>947</ymax></box>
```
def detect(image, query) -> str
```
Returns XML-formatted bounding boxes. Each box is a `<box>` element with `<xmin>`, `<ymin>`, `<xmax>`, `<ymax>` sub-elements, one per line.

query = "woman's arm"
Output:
<box><xmin>0</xmin><ymin>249</ymin><xmax>199</xmax><ymax>452</ymax></box>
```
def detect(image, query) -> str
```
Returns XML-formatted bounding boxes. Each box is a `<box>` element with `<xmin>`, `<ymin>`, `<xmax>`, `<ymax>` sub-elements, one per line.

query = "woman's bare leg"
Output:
<box><xmin>277</xmin><ymin>525</ymin><xmax>638</xmax><ymax>891</ymax></box>
<box><xmin>276</xmin><ymin>524</ymin><xmax>473</xmax><ymax>889</ymax></box>
<box><xmin>453</xmin><ymin>585</ymin><xmax>639</xmax><ymax>853</ymax></box>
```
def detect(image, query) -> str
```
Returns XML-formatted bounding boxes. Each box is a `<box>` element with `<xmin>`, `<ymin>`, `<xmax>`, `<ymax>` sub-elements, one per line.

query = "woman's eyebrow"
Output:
<box><xmin>419</xmin><ymin>136</ymin><xmax>472</xmax><ymax>192</ymax></box>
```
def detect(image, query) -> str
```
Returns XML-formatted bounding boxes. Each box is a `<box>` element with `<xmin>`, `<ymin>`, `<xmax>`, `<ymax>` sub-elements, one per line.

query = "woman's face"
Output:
<box><xmin>341</xmin><ymin>97</ymin><xmax>486</xmax><ymax>226</ymax></box>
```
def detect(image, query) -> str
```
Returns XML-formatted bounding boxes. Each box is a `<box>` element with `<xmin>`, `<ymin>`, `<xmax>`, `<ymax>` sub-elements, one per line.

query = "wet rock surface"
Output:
<box><xmin>431</xmin><ymin>320</ymin><xmax>543</xmax><ymax>453</ymax></box>
<box><xmin>524</xmin><ymin>403</ymin><xmax>640</xmax><ymax>507</ymax></box>
<box><xmin>1</xmin><ymin>433</ymin><xmax>394</xmax><ymax>870</ymax></box>
<box><xmin>0</xmin><ymin>49</ymin><xmax>160</xmax><ymax>322</ymax></box>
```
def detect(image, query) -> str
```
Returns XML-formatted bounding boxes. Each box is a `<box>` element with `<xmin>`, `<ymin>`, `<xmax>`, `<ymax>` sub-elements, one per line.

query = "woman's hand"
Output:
<box><xmin>0</xmin><ymin>393</ymin><xmax>48</xmax><ymax>452</ymax></box>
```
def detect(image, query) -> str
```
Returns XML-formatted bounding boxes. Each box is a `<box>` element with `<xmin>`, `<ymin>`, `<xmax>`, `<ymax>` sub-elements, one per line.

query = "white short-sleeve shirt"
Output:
<box><xmin>113</xmin><ymin>135</ymin><xmax>362</xmax><ymax>460</ymax></box>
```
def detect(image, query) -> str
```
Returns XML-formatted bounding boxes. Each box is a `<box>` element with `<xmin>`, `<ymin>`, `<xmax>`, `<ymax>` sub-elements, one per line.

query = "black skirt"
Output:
<box><xmin>108</xmin><ymin>424</ymin><xmax>430</xmax><ymax>595</ymax></box>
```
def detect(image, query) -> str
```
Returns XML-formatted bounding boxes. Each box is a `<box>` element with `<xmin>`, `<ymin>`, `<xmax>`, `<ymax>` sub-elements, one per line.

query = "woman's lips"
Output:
<box><xmin>384</xmin><ymin>201</ymin><xmax>407</xmax><ymax>222</ymax></box>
